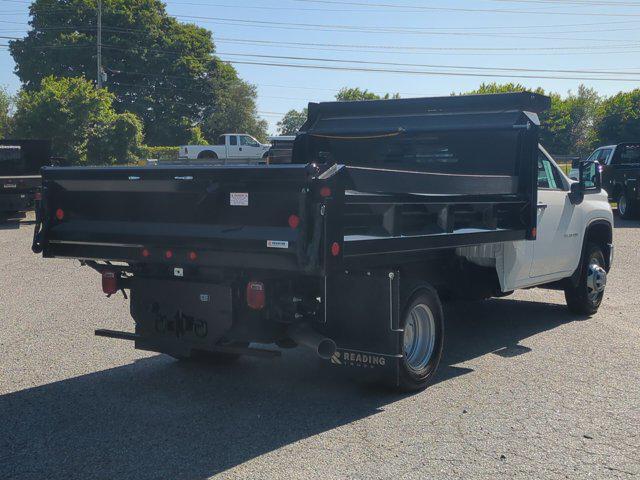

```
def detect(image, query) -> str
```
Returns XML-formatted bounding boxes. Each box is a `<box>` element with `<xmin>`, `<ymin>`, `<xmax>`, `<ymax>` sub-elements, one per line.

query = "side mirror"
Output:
<box><xmin>570</xmin><ymin>161</ymin><xmax>601</xmax><ymax>204</ymax></box>
<box><xmin>579</xmin><ymin>160</ymin><xmax>602</xmax><ymax>194</ymax></box>
<box><xmin>569</xmin><ymin>182</ymin><xmax>584</xmax><ymax>205</ymax></box>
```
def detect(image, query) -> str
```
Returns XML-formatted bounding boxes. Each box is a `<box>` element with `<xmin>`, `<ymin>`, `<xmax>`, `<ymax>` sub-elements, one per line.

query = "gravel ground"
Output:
<box><xmin>0</xmin><ymin>213</ymin><xmax>638</xmax><ymax>479</ymax></box>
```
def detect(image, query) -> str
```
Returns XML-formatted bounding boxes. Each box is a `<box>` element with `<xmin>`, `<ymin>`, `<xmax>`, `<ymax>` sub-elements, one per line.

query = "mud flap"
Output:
<box><xmin>130</xmin><ymin>278</ymin><xmax>233</xmax><ymax>357</ymax></box>
<box><xmin>322</xmin><ymin>270</ymin><xmax>403</xmax><ymax>387</ymax></box>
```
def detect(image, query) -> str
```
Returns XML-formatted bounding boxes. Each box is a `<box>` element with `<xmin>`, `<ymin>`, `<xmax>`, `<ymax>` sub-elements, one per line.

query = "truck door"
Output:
<box><xmin>239</xmin><ymin>135</ymin><xmax>262</xmax><ymax>159</ymax></box>
<box><xmin>227</xmin><ymin>135</ymin><xmax>242</xmax><ymax>158</ymax></box>
<box><xmin>530</xmin><ymin>151</ymin><xmax>583</xmax><ymax>278</ymax></box>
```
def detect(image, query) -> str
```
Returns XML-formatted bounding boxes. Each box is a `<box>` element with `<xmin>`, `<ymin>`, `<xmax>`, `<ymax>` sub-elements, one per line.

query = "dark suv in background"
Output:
<box><xmin>571</xmin><ymin>143</ymin><xmax>640</xmax><ymax>219</ymax></box>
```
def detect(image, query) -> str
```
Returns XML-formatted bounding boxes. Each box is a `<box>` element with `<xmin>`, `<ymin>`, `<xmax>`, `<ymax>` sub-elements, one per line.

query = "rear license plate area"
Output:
<box><xmin>130</xmin><ymin>278</ymin><xmax>233</xmax><ymax>345</ymax></box>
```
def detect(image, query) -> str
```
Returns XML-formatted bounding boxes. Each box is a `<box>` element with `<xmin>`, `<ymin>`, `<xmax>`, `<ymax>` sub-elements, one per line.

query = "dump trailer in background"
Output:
<box><xmin>0</xmin><ymin>139</ymin><xmax>51</xmax><ymax>216</ymax></box>
<box><xmin>33</xmin><ymin>93</ymin><xmax>612</xmax><ymax>391</ymax></box>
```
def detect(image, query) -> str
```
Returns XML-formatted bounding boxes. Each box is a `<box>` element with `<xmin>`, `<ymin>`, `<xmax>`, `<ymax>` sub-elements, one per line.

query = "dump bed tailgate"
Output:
<box><xmin>35</xmin><ymin>165</ymin><xmax>313</xmax><ymax>271</ymax></box>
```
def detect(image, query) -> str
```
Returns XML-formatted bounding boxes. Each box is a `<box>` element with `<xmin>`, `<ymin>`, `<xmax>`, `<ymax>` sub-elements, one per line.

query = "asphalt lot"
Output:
<box><xmin>1</xmin><ymin>213</ymin><xmax>638</xmax><ymax>480</ymax></box>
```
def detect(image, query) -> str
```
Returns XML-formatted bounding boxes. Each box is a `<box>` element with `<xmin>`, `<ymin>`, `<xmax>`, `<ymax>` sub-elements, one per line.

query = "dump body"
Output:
<box><xmin>35</xmin><ymin>92</ymin><xmax>547</xmax><ymax>270</ymax></box>
<box><xmin>0</xmin><ymin>139</ymin><xmax>51</xmax><ymax>214</ymax></box>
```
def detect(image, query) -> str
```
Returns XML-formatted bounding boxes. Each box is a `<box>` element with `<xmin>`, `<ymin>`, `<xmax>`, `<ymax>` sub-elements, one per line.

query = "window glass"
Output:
<box><xmin>215</xmin><ymin>136</ymin><xmax>226</xmax><ymax>146</ymax></box>
<box><xmin>240</xmin><ymin>135</ymin><xmax>260</xmax><ymax>147</ymax></box>
<box><xmin>615</xmin><ymin>144</ymin><xmax>640</xmax><ymax>165</ymax></box>
<box><xmin>229</xmin><ymin>135</ymin><xmax>238</xmax><ymax>146</ymax></box>
<box><xmin>537</xmin><ymin>153</ymin><xmax>559</xmax><ymax>189</ymax></box>
<box><xmin>598</xmin><ymin>148</ymin><xmax>613</xmax><ymax>164</ymax></box>
<box><xmin>586</xmin><ymin>150</ymin><xmax>599</xmax><ymax>162</ymax></box>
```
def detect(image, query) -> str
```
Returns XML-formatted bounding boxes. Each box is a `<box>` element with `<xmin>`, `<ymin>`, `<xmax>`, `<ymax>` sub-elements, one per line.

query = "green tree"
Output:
<box><xmin>187</xmin><ymin>125</ymin><xmax>208</xmax><ymax>145</ymax></box>
<box><xmin>460</xmin><ymin>82</ymin><xmax>600</xmax><ymax>156</ymax></box>
<box><xmin>277</xmin><ymin>108</ymin><xmax>307</xmax><ymax>135</ymax></box>
<box><xmin>0</xmin><ymin>86</ymin><xmax>12</xmax><ymax>138</ymax></box>
<box><xmin>335</xmin><ymin>87</ymin><xmax>400</xmax><ymax>101</ymax></box>
<box><xmin>203</xmin><ymin>67</ymin><xmax>268</xmax><ymax>142</ymax></box>
<box><xmin>9</xmin><ymin>0</ymin><xmax>263</xmax><ymax>146</ymax></box>
<box><xmin>12</xmin><ymin>76</ymin><xmax>142</xmax><ymax>165</ymax></box>
<box><xmin>594</xmin><ymin>89</ymin><xmax>640</xmax><ymax>146</ymax></box>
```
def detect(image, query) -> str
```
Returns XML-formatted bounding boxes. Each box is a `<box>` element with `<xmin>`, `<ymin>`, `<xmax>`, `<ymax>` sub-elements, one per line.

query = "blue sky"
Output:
<box><xmin>1</xmin><ymin>0</ymin><xmax>640</xmax><ymax>134</ymax></box>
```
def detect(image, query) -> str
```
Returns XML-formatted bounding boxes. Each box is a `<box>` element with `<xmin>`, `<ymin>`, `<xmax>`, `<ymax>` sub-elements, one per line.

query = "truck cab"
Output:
<box><xmin>179</xmin><ymin>134</ymin><xmax>271</xmax><ymax>163</ymax></box>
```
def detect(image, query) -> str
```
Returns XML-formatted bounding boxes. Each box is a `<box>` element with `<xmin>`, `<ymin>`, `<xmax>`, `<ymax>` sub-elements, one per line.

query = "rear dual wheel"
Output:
<box><xmin>398</xmin><ymin>286</ymin><xmax>445</xmax><ymax>391</ymax></box>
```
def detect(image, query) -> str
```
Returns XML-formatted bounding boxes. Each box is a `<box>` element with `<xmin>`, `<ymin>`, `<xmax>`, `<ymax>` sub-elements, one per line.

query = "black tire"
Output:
<box><xmin>564</xmin><ymin>243</ymin><xmax>607</xmax><ymax>315</ymax></box>
<box><xmin>397</xmin><ymin>286</ymin><xmax>445</xmax><ymax>392</ymax></box>
<box><xmin>617</xmin><ymin>192</ymin><xmax>637</xmax><ymax>219</ymax></box>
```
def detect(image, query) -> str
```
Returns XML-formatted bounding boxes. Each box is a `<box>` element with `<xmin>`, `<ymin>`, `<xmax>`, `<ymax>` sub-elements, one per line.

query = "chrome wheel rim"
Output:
<box><xmin>586</xmin><ymin>258</ymin><xmax>607</xmax><ymax>303</ymax></box>
<box><xmin>619</xmin><ymin>195</ymin><xmax>627</xmax><ymax>216</ymax></box>
<box><xmin>403</xmin><ymin>303</ymin><xmax>436</xmax><ymax>375</ymax></box>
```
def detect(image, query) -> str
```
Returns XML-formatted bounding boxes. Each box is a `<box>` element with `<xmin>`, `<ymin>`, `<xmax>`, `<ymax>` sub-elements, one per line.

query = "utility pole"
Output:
<box><xmin>97</xmin><ymin>0</ymin><xmax>102</xmax><ymax>88</ymax></box>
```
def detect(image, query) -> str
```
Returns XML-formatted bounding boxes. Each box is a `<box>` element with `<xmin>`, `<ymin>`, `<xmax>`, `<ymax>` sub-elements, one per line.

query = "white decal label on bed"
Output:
<box><xmin>267</xmin><ymin>240</ymin><xmax>289</xmax><ymax>249</ymax></box>
<box><xmin>230</xmin><ymin>192</ymin><xmax>249</xmax><ymax>206</ymax></box>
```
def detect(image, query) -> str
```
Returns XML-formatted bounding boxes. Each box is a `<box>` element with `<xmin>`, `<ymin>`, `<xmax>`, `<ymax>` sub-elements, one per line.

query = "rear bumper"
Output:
<box><xmin>0</xmin><ymin>193</ymin><xmax>31</xmax><ymax>212</ymax></box>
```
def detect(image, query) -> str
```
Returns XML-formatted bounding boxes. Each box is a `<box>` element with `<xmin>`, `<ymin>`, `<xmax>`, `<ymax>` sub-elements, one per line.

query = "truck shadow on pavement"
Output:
<box><xmin>0</xmin><ymin>297</ymin><xmax>579</xmax><ymax>480</ymax></box>
<box><xmin>613</xmin><ymin>216</ymin><xmax>639</xmax><ymax>229</ymax></box>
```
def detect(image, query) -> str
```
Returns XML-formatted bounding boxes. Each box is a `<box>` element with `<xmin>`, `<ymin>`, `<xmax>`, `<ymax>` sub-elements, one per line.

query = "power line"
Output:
<box><xmin>4</xmin><ymin>37</ymin><xmax>640</xmax><ymax>79</ymax></box>
<box><xmin>3</xmin><ymin>27</ymin><xmax>640</xmax><ymax>57</ymax></box>
<box><xmin>171</xmin><ymin>14</ymin><xmax>640</xmax><ymax>41</ymax></box>
<box><xmin>293</xmin><ymin>0</ymin><xmax>640</xmax><ymax>16</ymax></box>
<box><xmin>223</xmin><ymin>59</ymin><xmax>640</xmax><ymax>82</ymax></box>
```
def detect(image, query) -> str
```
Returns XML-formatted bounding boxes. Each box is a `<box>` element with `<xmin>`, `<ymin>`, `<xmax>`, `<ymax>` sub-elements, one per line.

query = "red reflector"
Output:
<box><xmin>188</xmin><ymin>251</ymin><xmax>197</xmax><ymax>261</ymax></box>
<box><xmin>246</xmin><ymin>281</ymin><xmax>266</xmax><ymax>310</ymax></box>
<box><xmin>141</xmin><ymin>248</ymin><xmax>150</xmax><ymax>258</ymax></box>
<box><xmin>164</xmin><ymin>250</ymin><xmax>173</xmax><ymax>260</ymax></box>
<box><xmin>102</xmin><ymin>271</ymin><xmax>118</xmax><ymax>295</ymax></box>
<box><xmin>55</xmin><ymin>208</ymin><xmax>64</xmax><ymax>220</ymax></box>
<box><xmin>320</xmin><ymin>186</ymin><xmax>332</xmax><ymax>198</ymax></box>
<box><xmin>288</xmin><ymin>214</ymin><xmax>300</xmax><ymax>229</ymax></box>
<box><xmin>331</xmin><ymin>242</ymin><xmax>341</xmax><ymax>257</ymax></box>
<box><xmin>34</xmin><ymin>192</ymin><xmax>42</xmax><ymax>201</ymax></box>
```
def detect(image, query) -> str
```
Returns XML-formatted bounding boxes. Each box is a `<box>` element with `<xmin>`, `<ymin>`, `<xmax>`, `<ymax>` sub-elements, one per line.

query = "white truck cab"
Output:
<box><xmin>179</xmin><ymin>134</ymin><xmax>271</xmax><ymax>163</ymax></box>
<box><xmin>460</xmin><ymin>145</ymin><xmax>613</xmax><ymax>313</ymax></box>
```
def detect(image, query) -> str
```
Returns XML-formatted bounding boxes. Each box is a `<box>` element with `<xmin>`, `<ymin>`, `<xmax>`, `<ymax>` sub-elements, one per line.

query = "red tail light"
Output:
<box><xmin>102</xmin><ymin>271</ymin><xmax>118</xmax><ymax>295</ymax></box>
<box><xmin>188</xmin><ymin>251</ymin><xmax>197</xmax><ymax>261</ymax></box>
<box><xmin>246</xmin><ymin>281</ymin><xmax>266</xmax><ymax>310</ymax></box>
<box><xmin>331</xmin><ymin>242</ymin><xmax>341</xmax><ymax>257</ymax></box>
<box><xmin>288</xmin><ymin>214</ymin><xmax>300</xmax><ymax>229</ymax></box>
<box><xmin>55</xmin><ymin>208</ymin><xmax>64</xmax><ymax>220</ymax></box>
<box><xmin>320</xmin><ymin>186</ymin><xmax>332</xmax><ymax>198</ymax></box>
<box><xmin>164</xmin><ymin>250</ymin><xmax>173</xmax><ymax>260</ymax></box>
<box><xmin>141</xmin><ymin>248</ymin><xmax>150</xmax><ymax>258</ymax></box>
<box><xmin>34</xmin><ymin>191</ymin><xmax>42</xmax><ymax>201</ymax></box>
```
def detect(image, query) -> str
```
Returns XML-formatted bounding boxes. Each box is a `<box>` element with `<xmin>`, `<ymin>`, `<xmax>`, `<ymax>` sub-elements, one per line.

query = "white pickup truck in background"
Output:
<box><xmin>179</xmin><ymin>134</ymin><xmax>271</xmax><ymax>163</ymax></box>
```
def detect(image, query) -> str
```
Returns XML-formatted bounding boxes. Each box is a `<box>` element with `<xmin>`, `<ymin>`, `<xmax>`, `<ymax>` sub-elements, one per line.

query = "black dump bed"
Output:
<box><xmin>34</xmin><ymin>92</ymin><xmax>548</xmax><ymax>274</ymax></box>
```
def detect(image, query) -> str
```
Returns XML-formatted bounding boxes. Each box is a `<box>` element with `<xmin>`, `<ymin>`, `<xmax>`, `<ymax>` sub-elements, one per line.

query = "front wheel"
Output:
<box><xmin>397</xmin><ymin>286</ymin><xmax>444</xmax><ymax>391</ymax></box>
<box><xmin>564</xmin><ymin>243</ymin><xmax>607</xmax><ymax>315</ymax></box>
